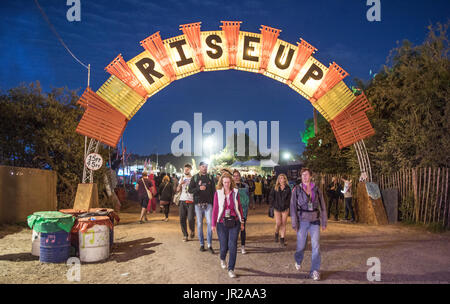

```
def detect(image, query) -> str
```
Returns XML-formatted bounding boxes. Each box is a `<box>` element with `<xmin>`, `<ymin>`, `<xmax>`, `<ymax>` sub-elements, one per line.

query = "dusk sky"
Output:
<box><xmin>1</xmin><ymin>0</ymin><xmax>449</xmax><ymax>156</ymax></box>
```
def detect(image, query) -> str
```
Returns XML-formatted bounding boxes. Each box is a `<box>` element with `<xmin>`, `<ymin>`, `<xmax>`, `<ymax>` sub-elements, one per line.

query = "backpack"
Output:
<box><xmin>193</xmin><ymin>173</ymin><xmax>214</xmax><ymax>185</ymax></box>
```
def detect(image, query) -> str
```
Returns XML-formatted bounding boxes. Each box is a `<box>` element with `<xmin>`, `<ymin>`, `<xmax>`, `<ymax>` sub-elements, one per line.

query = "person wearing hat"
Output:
<box><xmin>188</xmin><ymin>161</ymin><xmax>216</xmax><ymax>253</ymax></box>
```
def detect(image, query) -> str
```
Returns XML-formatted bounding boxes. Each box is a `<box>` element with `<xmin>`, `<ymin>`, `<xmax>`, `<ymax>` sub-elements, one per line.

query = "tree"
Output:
<box><xmin>0</xmin><ymin>82</ymin><xmax>111</xmax><ymax>208</ymax></box>
<box><xmin>362</xmin><ymin>22</ymin><xmax>450</xmax><ymax>173</ymax></box>
<box><xmin>301</xmin><ymin>22</ymin><xmax>450</xmax><ymax>174</ymax></box>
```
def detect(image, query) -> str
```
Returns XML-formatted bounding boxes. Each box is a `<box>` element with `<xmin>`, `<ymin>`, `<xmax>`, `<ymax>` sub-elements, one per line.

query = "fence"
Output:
<box><xmin>315</xmin><ymin>168</ymin><xmax>450</xmax><ymax>228</ymax></box>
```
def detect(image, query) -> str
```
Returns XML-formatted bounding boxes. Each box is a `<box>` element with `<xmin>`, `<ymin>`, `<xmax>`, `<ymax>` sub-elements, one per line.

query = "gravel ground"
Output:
<box><xmin>1</xmin><ymin>202</ymin><xmax>449</xmax><ymax>284</ymax></box>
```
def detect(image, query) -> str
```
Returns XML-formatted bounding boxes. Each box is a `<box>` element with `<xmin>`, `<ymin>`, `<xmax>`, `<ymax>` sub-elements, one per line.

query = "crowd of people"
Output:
<box><xmin>134</xmin><ymin>163</ymin><xmax>355</xmax><ymax>281</ymax></box>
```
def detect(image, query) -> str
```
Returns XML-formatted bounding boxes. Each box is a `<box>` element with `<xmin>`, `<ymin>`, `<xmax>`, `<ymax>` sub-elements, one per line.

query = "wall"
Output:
<box><xmin>0</xmin><ymin>165</ymin><xmax>57</xmax><ymax>224</ymax></box>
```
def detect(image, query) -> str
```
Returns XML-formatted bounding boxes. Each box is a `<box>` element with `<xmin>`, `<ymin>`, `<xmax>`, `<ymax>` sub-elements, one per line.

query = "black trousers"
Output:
<box><xmin>328</xmin><ymin>196</ymin><xmax>339</xmax><ymax>219</ymax></box>
<box><xmin>179</xmin><ymin>201</ymin><xmax>195</xmax><ymax>237</ymax></box>
<box><xmin>163</xmin><ymin>203</ymin><xmax>170</xmax><ymax>218</ymax></box>
<box><xmin>239</xmin><ymin>218</ymin><xmax>247</xmax><ymax>246</ymax></box>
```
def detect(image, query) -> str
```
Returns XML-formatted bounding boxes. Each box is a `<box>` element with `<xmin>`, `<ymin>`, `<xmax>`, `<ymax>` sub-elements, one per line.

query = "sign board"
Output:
<box><xmin>85</xmin><ymin>153</ymin><xmax>103</xmax><ymax>171</ymax></box>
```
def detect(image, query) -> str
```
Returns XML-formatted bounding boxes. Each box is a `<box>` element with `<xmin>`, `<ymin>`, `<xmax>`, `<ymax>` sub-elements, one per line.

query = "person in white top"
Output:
<box><xmin>341</xmin><ymin>176</ymin><xmax>355</xmax><ymax>222</ymax></box>
<box><xmin>177</xmin><ymin>164</ymin><xmax>195</xmax><ymax>242</ymax></box>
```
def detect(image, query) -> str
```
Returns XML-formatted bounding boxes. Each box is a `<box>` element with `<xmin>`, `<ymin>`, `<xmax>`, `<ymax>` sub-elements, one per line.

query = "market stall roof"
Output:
<box><xmin>241</xmin><ymin>159</ymin><xmax>260</xmax><ymax>167</ymax></box>
<box><xmin>260</xmin><ymin>159</ymin><xmax>279</xmax><ymax>167</ymax></box>
<box><xmin>231</xmin><ymin>161</ymin><xmax>244</xmax><ymax>167</ymax></box>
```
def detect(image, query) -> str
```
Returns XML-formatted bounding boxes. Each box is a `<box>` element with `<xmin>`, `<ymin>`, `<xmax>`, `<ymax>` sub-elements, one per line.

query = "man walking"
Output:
<box><xmin>341</xmin><ymin>176</ymin><xmax>355</xmax><ymax>222</ymax></box>
<box><xmin>178</xmin><ymin>164</ymin><xmax>195</xmax><ymax>242</ymax></box>
<box><xmin>189</xmin><ymin>161</ymin><xmax>216</xmax><ymax>253</ymax></box>
<box><xmin>326</xmin><ymin>176</ymin><xmax>341</xmax><ymax>221</ymax></box>
<box><xmin>290</xmin><ymin>168</ymin><xmax>327</xmax><ymax>281</ymax></box>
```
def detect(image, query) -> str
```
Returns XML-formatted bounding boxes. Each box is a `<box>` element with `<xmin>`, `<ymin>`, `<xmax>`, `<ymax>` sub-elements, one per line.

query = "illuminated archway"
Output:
<box><xmin>76</xmin><ymin>21</ymin><xmax>375</xmax><ymax>181</ymax></box>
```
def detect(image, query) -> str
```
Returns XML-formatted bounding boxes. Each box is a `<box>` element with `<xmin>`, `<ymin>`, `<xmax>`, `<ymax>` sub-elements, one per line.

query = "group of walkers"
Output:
<box><xmin>135</xmin><ymin>163</ymin><xmax>356</xmax><ymax>281</ymax></box>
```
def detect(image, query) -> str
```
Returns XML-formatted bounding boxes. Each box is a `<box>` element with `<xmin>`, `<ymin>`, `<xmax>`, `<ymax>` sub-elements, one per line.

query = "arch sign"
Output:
<box><xmin>76</xmin><ymin>21</ymin><xmax>375</xmax><ymax>151</ymax></box>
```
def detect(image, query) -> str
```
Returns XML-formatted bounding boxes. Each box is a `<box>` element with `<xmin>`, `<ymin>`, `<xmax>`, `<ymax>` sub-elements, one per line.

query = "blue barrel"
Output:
<box><xmin>40</xmin><ymin>231</ymin><xmax>70</xmax><ymax>263</ymax></box>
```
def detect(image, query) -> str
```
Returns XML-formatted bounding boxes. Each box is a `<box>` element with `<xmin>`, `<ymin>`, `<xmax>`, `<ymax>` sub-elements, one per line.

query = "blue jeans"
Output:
<box><xmin>195</xmin><ymin>204</ymin><xmax>213</xmax><ymax>247</ymax></box>
<box><xmin>344</xmin><ymin>197</ymin><xmax>355</xmax><ymax>220</ymax></box>
<box><xmin>216</xmin><ymin>221</ymin><xmax>240</xmax><ymax>271</ymax></box>
<box><xmin>294</xmin><ymin>221</ymin><xmax>321</xmax><ymax>273</ymax></box>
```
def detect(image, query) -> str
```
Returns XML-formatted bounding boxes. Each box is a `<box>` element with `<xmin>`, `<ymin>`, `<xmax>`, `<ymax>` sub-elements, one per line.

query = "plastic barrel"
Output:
<box><xmin>39</xmin><ymin>231</ymin><xmax>70</xmax><ymax>263</ymax></box>
<box><xmin>79</xmin><ymin>218</ymin><xmax>110</xmax><ymax>263</ymax></box>
<box><xmin>59</xmin><ymin>209</ymin><xmax>86</xmax><ymax>257</ymax></box>
<box><xmin>86</xmin><ymin>209</ymin><xmax>115</xmax><ymax>250</ymax></box>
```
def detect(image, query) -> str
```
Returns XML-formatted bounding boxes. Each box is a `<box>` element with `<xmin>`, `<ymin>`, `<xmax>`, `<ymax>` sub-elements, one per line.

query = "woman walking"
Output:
<box><xmin>147</xmin><ymin>172</ymin><xmax>158</xmax><ymax>214</ymax></box>
<box><xmin>233</xmin><ymin>170</ymin><xmax>250</xmax><ymax>254</ymax></box>
<box><xmin>159</xmin><ymin>175</ymin><xmax>174</xmax><ymax>222</ymax></box>
<box><xmin>290</xmin><ymin>168</ymin><xmax>327</xmax><ymax>281</ymax></box>
<box><xmin>212</xmin><ymin>172</ymin><xmax>245</xmax><ymax>278</ymax></box>
<box><xmin>136</xmin><ymin>171</ymin><xmax>155</xmax><ymax>224</ymax></box>
<box><xmin>269</xmin><ymin>174</ymin><xmax>291</xmax><ymax>247</ymax></box>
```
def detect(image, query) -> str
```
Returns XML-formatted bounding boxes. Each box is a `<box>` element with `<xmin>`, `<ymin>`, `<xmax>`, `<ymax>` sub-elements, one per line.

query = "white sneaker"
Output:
<box><xmin>311</xmin><ymin>270</ymin><xmax>320</xmax><ymax>281</ymax></box>
<box><xmin>220</xmin><ymin>260</ymin><xmax>227</xmax><ymax>269</ymax></box>
<box><xmin>295</xmin><ymin>262</ymin><xmax>301</xmax><ymax>271</ymax></box>
<box><xmin>228</xmin><ymin>270</ymin><xmax>237</xmax><ymax>278</ymax></box>
<box><xmin>241</xmin><ymin>246</ymin><xmax>246</xmax><ymax>254</ymax></box>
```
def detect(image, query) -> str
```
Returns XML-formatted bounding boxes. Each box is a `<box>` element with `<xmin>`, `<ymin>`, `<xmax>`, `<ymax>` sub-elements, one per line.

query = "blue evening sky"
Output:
<box><xmin>0</xmin><ymin>0</ymin><xmax>448</xmax><ymax>155</ymax></box>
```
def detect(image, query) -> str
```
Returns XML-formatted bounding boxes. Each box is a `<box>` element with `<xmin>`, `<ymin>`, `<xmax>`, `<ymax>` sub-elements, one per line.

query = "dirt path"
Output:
<box><xmin>1</xmin><ymin>202</ymin><xmax>450</xmax><ymax>284</ymax></box>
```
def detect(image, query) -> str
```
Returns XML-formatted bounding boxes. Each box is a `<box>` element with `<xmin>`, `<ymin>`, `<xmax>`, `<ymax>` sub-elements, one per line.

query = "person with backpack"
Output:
<box><xmin>269</xmin><ymin>173</ymin><xmax>291</xmax><ymax>247</ymax></box>
<box><xmin>290</xmin><ymin>168</ymin><xmax>327</xmax><ymax>281</ymax></box>
<box><xmin>135</xmin><ymin>171</ymin><xmax>155</xmax><ymax>224</ymax></box>
<box><xmin>177</xmin><ymin>163</ymin><xmax>195</xmax><ymax>242</ymax></box>
<box><xmin>246</xmin><ymin>175</ymin><xmax>256</xmax><ymax>209</ymax></box>
<box><xmin>188</xmin><ymin>161</ymin><xmax>216</xmax><ymax>253</ymax></box>
<box><xmin>212</xmin><ymin>172</ymin><xmax>245</xmax><ymax>278</ymax></box>
<box><xmin>233</xmin><ymin>170</ymin><xmax>250</xmax><ymax>254</ymax></box>
<box><xmin>159</xmin><ymin>175</ymin><xmax>174</xmax><ymax>222</ymax></box>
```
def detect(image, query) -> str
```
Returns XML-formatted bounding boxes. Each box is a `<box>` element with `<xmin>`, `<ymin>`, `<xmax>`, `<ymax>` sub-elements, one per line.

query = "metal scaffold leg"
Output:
<box><xmin>82</xmin><ymin>137</ymin><xmax>100</xmax><ymax>184</ymax></box>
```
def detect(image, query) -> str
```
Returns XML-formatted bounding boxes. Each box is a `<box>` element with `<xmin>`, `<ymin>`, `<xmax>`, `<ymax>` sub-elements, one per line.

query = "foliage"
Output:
<box><xmin>301</xmin><ymin>22</ymin><xmax>450</xmax><ymax>174</ymax></box>
<box><xmin>300</xmin><ymin>118</ymin><xmax>315</xmax><ymax>145</ymax></box>
<box><xmin>0</xmin><ymin>82</ymin><xmax>111</xmax><ymax>209</ymax></box>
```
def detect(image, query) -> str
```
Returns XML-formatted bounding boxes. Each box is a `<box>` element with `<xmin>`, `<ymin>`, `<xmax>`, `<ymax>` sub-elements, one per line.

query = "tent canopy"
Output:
<box><xmin>260</xmin><ymin>159</ymin><xmax>279</xmax><ymax>168</ymax></box>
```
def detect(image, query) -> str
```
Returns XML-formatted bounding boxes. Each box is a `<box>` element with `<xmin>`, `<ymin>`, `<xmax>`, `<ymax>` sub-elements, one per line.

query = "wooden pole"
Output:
<box><xmin>445</xmin><ymin>168</ymin><xmax>449</xmax><ymax>228</ymax></box>
<box><xmin>420</xmin><ymin>168</ymin><xmax>424</xmax><ymax>222</ymax></box>
<box><xmin>440</xmin><ymin>168</ymin><xmax>446</xmax><ymax>225</ymax></box>
<box><xmin>433</xmin><ymin>168</ymin><xmax>440</xmax><ymax>223</ymax></box>
<box><xmin>413</xmin><ymin>168</ymin><xmax>419</xmax><ymax>222</ymax></box>
<box><xmin>424</xmin><ymin>167</ymin><xmax>431</xmax><ymax>224</ymax></box>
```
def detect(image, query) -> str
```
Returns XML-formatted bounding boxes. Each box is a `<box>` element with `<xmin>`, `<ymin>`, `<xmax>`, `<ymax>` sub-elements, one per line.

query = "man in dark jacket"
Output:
<box><xmin>290</xmin><ymin>168</ymin><xmax>327</xmax><ymax>281</ymax></box>
<box><xmin>188</xmin><ymin>161</ymin><xmax>216</xmax><ymax>253</ymax></box>
<box><xmin>326</xmin><ymin>177</ymin><xmax>341</xmax><ymax>221</ymax></box>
